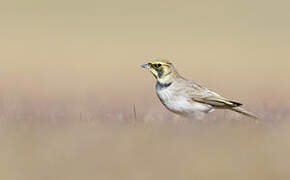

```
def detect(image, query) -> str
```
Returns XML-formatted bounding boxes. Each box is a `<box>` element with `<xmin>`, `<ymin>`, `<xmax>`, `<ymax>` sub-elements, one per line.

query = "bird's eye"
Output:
<box><xmin>156</xmin><ymin>63</ymin><xmax>161</xmax><ymax>68</ymax></box>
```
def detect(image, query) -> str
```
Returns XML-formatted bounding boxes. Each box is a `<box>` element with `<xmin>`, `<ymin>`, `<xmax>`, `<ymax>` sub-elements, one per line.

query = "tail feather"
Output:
<box><xmin>231</xmin><ymin>106</ymin><xmax>258</xmax><ymax>119</ymax></box>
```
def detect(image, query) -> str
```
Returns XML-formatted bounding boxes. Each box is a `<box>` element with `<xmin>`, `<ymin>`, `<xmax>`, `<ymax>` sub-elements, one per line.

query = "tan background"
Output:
<box><xmin>0</xmin><ymin>1</ymin><xmax>290</xmax><ymax>179</ymax></box>
<box><xmin>0</xmin><ymin>0</ymin><xmax>289</xmax><ymax>104</ymax></box>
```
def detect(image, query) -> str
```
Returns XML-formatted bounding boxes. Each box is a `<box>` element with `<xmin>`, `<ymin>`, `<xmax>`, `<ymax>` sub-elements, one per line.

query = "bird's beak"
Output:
<box><xmin>141</xmin><ymin>63</ymin><xmax>151</xmax><ymax>69</ymax></box>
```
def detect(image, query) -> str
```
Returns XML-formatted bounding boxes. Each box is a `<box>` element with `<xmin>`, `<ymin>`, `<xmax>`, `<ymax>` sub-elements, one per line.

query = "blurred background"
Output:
<box><xmin>0</xmin><ymin>0</ymin><xmax>290</xmax><ymax>179</ymax></box>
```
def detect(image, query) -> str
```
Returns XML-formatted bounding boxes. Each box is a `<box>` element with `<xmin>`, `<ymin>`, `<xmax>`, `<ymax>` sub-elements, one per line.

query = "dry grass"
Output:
<box><xmin>0</xmin><ymin>97</ymin><xmax>289</xmax><ymax>180</ymax></box>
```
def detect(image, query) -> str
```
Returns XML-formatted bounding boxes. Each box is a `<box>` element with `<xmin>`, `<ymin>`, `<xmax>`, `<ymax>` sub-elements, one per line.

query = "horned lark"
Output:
<box><xmin>142</xmin><ymin>60</ymin><xmax>258</xmax><ymax>119</ymax></box>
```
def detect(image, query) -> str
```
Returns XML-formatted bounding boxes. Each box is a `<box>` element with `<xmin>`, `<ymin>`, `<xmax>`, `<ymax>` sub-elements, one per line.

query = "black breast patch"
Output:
<box><xmin>156</xmin><ymin>81</ymin><xmax>172</xmax><ymax>90</ymax></box>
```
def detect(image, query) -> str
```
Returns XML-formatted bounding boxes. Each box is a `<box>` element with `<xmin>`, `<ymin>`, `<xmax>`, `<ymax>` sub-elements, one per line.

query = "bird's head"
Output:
<box><xmin>141</xmin><ymin>59</ymin><xmax>180</xmax><ymax>84</ymax></box>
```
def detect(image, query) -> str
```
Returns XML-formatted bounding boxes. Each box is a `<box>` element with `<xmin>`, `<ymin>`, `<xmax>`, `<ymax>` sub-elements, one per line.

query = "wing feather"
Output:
<box><xmin>186</xmin><ymin>80</ymin><xmax>241</xmax><ymax>108</ymax></box>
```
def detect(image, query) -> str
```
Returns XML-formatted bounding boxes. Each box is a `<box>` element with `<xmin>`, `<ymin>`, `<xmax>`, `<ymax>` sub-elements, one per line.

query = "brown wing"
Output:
<box><xmin>191</xmin><ymin>95</ymin><xmax>242</xmax><ymax>107</ymax></box>
<box><xmin>186</xmin><ymin>80</ymin><xmax>242</xmax><ymax>108</ymax></box>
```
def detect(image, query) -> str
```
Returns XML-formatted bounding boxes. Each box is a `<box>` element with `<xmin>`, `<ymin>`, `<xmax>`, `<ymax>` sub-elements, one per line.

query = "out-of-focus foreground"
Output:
<box><xmin>0</xmin><ymin>97</ymin><xmax>289</xmax><ymax>180</ymax></box>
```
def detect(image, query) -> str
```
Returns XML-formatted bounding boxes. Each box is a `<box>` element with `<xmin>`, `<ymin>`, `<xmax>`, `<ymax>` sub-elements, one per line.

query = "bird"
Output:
<box><xmin>141</xmin><ymin>59</ymin><xmax>258</xmax><ymax>120</ymax></box>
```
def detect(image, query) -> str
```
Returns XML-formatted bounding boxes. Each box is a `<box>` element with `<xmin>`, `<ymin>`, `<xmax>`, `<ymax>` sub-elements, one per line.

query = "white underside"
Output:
<box><xmin>157</xmin><ymin>88</ymin><xmax>214</xmax><ymax>119</ymax></box>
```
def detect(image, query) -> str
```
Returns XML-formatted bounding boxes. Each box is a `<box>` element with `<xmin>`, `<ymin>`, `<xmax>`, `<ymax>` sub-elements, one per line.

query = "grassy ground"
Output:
<box><xmin>0</xmin><ymin>97</ymin><xmax>289</xmax><ymax>180</ymax></box>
